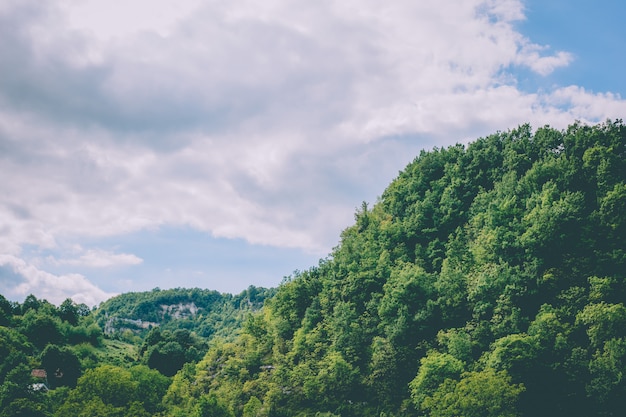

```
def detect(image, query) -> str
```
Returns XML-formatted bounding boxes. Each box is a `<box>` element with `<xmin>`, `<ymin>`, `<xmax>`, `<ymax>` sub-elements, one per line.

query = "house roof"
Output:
<box><xmin>31</xmin><ymin>369</ymin><xmax>47</xmax><ymax>378</ymax></box>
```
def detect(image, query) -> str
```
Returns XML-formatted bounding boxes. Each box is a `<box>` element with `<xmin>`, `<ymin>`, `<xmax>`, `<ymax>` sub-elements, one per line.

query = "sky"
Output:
<box><xmin>1</xmin><ymin>0</ymin><xmax>625</xmax><ymax>307</ymax></box>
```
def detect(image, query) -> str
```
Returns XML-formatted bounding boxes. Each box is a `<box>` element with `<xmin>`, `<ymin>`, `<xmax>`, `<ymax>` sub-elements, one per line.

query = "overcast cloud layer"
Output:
<box><xmin>1</xmin><ymin>0</ymin><xmax>625</xmax><ymax>305</ymax></box>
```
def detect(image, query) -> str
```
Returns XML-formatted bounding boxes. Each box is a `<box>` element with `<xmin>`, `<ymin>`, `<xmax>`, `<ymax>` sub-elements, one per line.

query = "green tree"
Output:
<box><xmin>378</xmin><ymin>263</ymin><xmax>434</xmax><ymax>345</ymax></box>
<box><xmin>0</xmin><ymin>397</ymin><xmax>48</xmax><ymax>417</ymax></box>
<box><xmin>577</xmin><ymin>302</ymin><xmax>626</xmax><ymax>349</ymax></box>
<box><xmin>485</xmin><ymin>333</ymin><xmax>539</xmax><ymax>379</ymax></box>
<box><xmin>314</xmin><ymin>350</ymin><xmax>359</xmax><ymax>407</ymax></box>
<box><xmin>129</xmin><ymin>365</ymin><xmax>171</xmax><ymax>414</ymax></box>
<box><xmin>424</xmin><ymin>369</ymin><xmax>524</xmax><ymax>417</ymax></box>
<box><xmin>0</xmin><ymin>294</ymin><xmax>13</xmax><ymax>326</ymax></box>
<box><xmin>41</xmin><ymin>344</ymin><xmax>81</xmax><ymax>388</ymax></box>
<box><xmin>20</xmin><ymin>310</ymin><xmax>63</xmax><ymax>349</ymax></box>
<box><xmin>194</xmin><ymin>394</ymin><xmax>233</xmax><ymax>417</ymax></box>
<box><xmin>0</xmin><ymin>327</ymin><xmax>32</xmax><ymax>383</ymax></box>
<box><xmin>146</xmin><ymin>341</ymin><xmax>186</xmax><ymax>377</ymax></box>
<box><xmin>64</xmin><ymin>365</ymin><xmax>137</xmax><ymax>409</ymax></box>
<box><xmin>0</xmin><ymin>363</ymin><xmax>35</xmax><ymax>411</ymax></box>
<box><xmin>21</xmin><ymin>294</ymin><xmax>42</xmax><ymax>313</ymax></box>
<box><xmin>587</xmin><ymin>338</ymin><xmax>626</xmax><ymax>413</ymax></box>
<box><xmin>243</xmin><ymin>396</ymin><xmax>264</xmax><ymax>417</ymax></box>
<box><xmin>366</xmin><ymin>336</ymin><xmax>400</xmax><ymax>406</ymax></box>
<box><xmin>599</xmin><ymin>183</ymin><xmax>626</xmax><ymax>233</ymax></box>
<box><xmin>409</xmin><ymin>351</ymin><xmax>464</xmax><ymax>412</ymax></box>
<box><xmin>59</xmin><ymin>299</ymin><xmax>79</xmax><ymax>326</ymax></box>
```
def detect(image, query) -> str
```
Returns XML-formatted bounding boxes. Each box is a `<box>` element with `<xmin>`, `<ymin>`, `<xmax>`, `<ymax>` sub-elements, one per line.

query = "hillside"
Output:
<box><xmin>1</xmin><ymin>120</ymin><xmax>625</xmax><ymax>417</ymax></box>
<box><xmin>95</xmin><ymin>286</ymin><xmax>275</xmax><ymax>339</ymax></box>
<box><xmin>162</xmin><ymin>120</ymin><xmax>626</xmax><ymax>417</ymax></box>
<box><xmin>0</xmin><ymin>286</ymin><xmax>275</xmax><ymax>415</ymax></box>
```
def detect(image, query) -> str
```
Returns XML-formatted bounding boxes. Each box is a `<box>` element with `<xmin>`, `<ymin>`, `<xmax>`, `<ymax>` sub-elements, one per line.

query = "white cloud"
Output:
<box><xmin>0</xmin><ymin>255</ymin><xmax>117</xmax><ymax>306</ymax></box>
<box><xmin>0</xmin><ymin>0</ymin><xmax>625</xmax><ymax>299</ymax></box>
<box><xmin>58</xmin><ymin>0</ymin><xmax>206</xmax><ymax>40</ymax></box>
<box><xmin>51</xmin><ymin>248</ymin><xmax>143</xmax><ymax>268</ymax></box>
<box><xmin>546</xmin><ymin>86</ymin><xmax>626</xmax><ymax>120</ymax></box>
<box><xmin>517</xmin><ymin>45</ymin><xmax>574</xmax><ymax>76</ymax></box>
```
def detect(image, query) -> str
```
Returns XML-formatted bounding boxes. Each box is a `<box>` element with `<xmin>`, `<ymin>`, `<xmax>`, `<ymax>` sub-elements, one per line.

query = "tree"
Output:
<box><xmin>41</xmin><ymin>344</ymin><xmax>81</xmax><ymax>388</ymax></box>
<box><xmin>194</xmin><ymin>394</ymin><xmax>233</xmax><ymax>417</ymax></box>
<box><xmin>129</xmin><ymin>365</ymin><xmax>171</xmax><ymax>414</ymax></box>
<box><xmin>599</xmin><ymin>183</ymin><xmax>626</xmax><ymax>233</ymax></box>
<box><xmin>587</xmin><ymin>338</ymin><xmax>626</xmax><ymax>413</ymax></box>
<box><xmin>409</xmin><ymin>351</ymin><xmax>464</xmax><ymax>412</ymax></box>
<box><xmin>485</xmin><ymin>333</ymin><xmax>539</xmax><ymax>379</ymax></box>
<box><xmin>0</xmin><ymin>294</ymin><xmax>13</xmax><ymax>326</ymax></box>
<box><xmin>366</xmin><ymin>336</ymin><xmax>400</xmax><ymax>406</ymax></box>
<box><xmin>59</xmin><ymin>299</ymin><xmax>79</xmax><ymax>326</ymax></box>
<box><xmin>55</xmin><ymin>366</ymin><xmax>162</xmax><ymax>417</ymax></box>
<box><xmin>20</xmin><ymin>310</ymin><xmax>63</xmax><ymax>349</ymax></box>
<box><xmin>313</xmin><ymin>350</ymin><xmax>359</xmax><ymax>408</ymax></box>
<box><xmin>577</xmin><ymin>302</ymin><xmax>626</xmax><ymax>349</ymax></box>
<box><xmin>0</xmin><ymin>327</ymin><xmax>32</xmax><ymax>383</ymax></box>
<box><xmin>0</xmin><ymin>363</ymin><xmax>34</xmax><ymax>411</ymax></box>
<box><xmin>423</xmin><ymin>369</ymin><xmax>524</xmax><ymax>417</ymax></box>
<box><xmin>378</xmin><ymin>263</ymin><xmax>434</xmax><ymax>345</ymax></box>
<box><xmin>55</xmin><ymin>397</ymin><xmax>122</xmax><ymax>417</ymax></box>
<box><xmin>21</xmin><ymin>294</ymin><xmax>42</xmax><ymax>313</ymax></box>
<box><xmin>67</xmin><ymin>365</ymin><xmax>137</xmax><ymax>408</ymax></box>
<box><xmin>243</xmin><ymin>396</ymin><xmax>263</xmax><ymax>417</ymax></box>
<box><xmin>142</xmin><ymin>327</ymin><xmax>207</xmax><ymax>376</ymax></box>
<box><xmin>0</xmin><ymin>398</ymin><xmax>48</xmax><ymax>417</ymax></box>
<box><xmin>146</xmin><ymin>341</ymin><xmax>186</xmax><ymax>377</ymax></box>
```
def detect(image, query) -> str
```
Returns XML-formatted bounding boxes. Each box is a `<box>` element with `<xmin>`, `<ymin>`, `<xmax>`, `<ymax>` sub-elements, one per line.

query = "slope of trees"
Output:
<box><xmin>0</xmin><ymin>287</ymin><xmax>274</xmax><ymax>415</ymax></box>
<box><xmin>163</xmin><ymin>120</ymin><xmax>626</xmax><ymax>417</ymax></box>
<box><xmin>1</xmin><ymin>120</ymin><xmax>625</xmax><ymax>416</ymax></box>
<box><xmin>96</xmin><ymin>286</ymin><xmax>275</xmax><ymax>339</ymax></box>
<box><xmin>0</xmin><ymin>295</ymin><xmax>99</xmax><ymax>416</ymax></box>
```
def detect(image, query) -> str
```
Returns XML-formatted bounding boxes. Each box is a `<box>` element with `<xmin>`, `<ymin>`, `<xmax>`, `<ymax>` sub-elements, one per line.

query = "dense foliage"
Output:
<box><xmin>97</xmin><ymin>286</ymin><xmax>275</xmax><ymax>339</ymax></box>
<box><xmin>0</xmin><ymin>286</ymin><xmax>271</xmax><ymax>415</ymax></box>
<box><xmin>1</xmin><ymin>120</ymin><xmax>625</xmax><ymax>416</ymax></box>
<box><xmin>0</xmin><ymin>295</ymin><xmax>99</xmax><ymax>416</ymax></box>
<box><xmin>166</xmin><ymin>120</ymin><xmax>626</xmax><ymax>417</ymax></box>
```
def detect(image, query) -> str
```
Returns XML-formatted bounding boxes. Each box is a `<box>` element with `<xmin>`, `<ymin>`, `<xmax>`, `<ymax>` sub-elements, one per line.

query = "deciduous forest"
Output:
<box><xmin>1</xmin><ymin>120</ymin><xmax>625</xmax><ymax>416</ymax></box>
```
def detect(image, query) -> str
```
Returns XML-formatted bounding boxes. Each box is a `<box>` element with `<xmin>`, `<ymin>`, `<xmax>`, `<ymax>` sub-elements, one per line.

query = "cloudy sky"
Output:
<box><xmin>1</xmin><ymin>0</ymin><xmax>625</xmax><ymax>306</ymax></box>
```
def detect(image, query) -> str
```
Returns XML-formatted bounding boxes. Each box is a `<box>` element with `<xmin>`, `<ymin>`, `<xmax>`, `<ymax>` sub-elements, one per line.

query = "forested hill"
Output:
<box><xmin>1</xmin><ymin>120</ymin><xmax>626</xmax><ymax>417</ymax></box>
<box><xmin>0</xmin><ymin>286</ymin><xmax>276</xmax><ymax>416</ymax></box>
<box><xmin>95</xmin><ymin>286</ymin><xmax>275</xmax><ymax>339</ymax></box>
<box><xmin>163</xmin><ymin>120</ymin><xmax>626</xmax><ymax>417</ymax></box>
